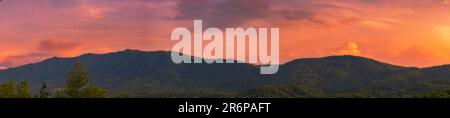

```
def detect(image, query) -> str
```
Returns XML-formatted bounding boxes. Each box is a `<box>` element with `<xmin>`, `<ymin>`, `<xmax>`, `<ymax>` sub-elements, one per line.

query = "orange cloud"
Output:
<box><xmin>335</xmin><ymin>41</ymin><xmax>361</xmax><ymax>56</ymax></box>
<box><xmin>390</xmin><ymin>46</ymin><xmax>449</xmax><ymax>67</ymax></box>
<box><xmin>443</xmin><ymin>0</ymin><xmax>449</xmax><ymax>4</ymax></box>
<box><xmin>0</xmin><ymin>52</ymin><xmax>48</xmax><ymax>69</ymax></box>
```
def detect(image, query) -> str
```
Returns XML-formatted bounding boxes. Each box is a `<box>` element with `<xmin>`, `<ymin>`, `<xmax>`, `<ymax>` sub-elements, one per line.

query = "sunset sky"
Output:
<box><xmin>0</xmin><ymin>0</ymin><xmax>450</xmax><ymax>69</ymax></box>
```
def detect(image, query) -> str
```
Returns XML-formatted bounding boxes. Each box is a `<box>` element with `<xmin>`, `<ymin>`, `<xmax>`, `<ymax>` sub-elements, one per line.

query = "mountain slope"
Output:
<box><xmin>0</xmin><ymin>49</ymin><xmax>448</xmax><ymax>97</ymax></box>
<box><xmin>0</xmin><ymin>50</ymin><xmax>270</xmax><ymax>95</ymax></box>
<box><xmin>276</xmin><ymin>56</ymin><xmax>413</xmax><ymax>92</ymax></box>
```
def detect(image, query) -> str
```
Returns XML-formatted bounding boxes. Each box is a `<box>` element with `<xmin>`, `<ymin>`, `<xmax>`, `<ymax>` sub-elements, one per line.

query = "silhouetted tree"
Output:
<box><xmin>60</xmin><ymin>61</ymin><xmax>108</xmax><ymax>98</ymax></box>
<box><xmin>38</xmin><ymin>83</ymin><xmax>49</xmax><ymax>98</ymax></box>
<box><xmin>16</xmin><ymin>80</ymin><xmax>31</xmax><ymax>98</ymax></box>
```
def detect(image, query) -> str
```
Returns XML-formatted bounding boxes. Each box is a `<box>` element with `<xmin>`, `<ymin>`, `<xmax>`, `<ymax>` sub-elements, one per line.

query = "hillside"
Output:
<box><xmin>0</xmin><ymin>49</ymin><xmax>448</xmax><ymax>97</ymax></box>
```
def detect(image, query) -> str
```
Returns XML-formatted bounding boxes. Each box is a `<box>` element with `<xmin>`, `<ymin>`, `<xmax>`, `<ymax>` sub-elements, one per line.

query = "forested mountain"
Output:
<box><xmin>0</xmin><ymin>49</ymin><xmax>448</xmax><ymax>98</ymax></box>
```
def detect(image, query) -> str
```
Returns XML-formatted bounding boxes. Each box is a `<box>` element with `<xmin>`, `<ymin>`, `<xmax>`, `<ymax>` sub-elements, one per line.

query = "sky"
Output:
<box><xmin>0</xmin><ymin>0</ymin><xmax>450</xmax><ymax>69</ymax></box>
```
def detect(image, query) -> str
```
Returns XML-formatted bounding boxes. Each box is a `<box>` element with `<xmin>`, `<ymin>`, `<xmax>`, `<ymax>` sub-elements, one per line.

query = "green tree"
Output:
<box><xmin>16</xmin><ymin>80</ymin><xmax>31</xmax><ymax>98</ymax></box>
<box><xmin>61</xmin><ymin>61</ymin><xmax>108</xmax><ymax>98</ymax></box>
<box><xmin>38</xmin><ymin>83</ymin><xmax>49</xmax><ymax>98</ymax></box>
<box><xmin>417</xmin><ymin>88</ymin><xmax>450</xmax><ymax>98</ymax></box>
<box><xmin>80</xmin><ymin>85</ymin><xmax>108</xmax><ymax>98</ymax></box>
<box><xmin>0</xmin><ymin>79</ymin><xmax>17</xmax><ymax>98</ymax></box>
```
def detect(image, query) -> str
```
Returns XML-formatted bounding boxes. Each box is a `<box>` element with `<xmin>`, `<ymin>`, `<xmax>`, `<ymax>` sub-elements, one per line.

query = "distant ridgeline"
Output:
<box><xmin>0</xmin><ymin>49</ymin><xmax>449</xmax><ymax>98</ymax></box>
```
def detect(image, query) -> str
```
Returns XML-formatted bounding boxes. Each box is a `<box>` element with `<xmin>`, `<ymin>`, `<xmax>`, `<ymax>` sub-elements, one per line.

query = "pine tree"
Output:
<box><xmin>62</xmin><ymin>61</ymin><xmax>108</xmax><ymax>98</ymax></box>
<box><xmin>39</xmin><ymin>83</ymin><xmax>49</xmax><ymax>98</ymax></box>
<box><xmin>65</xmin><ymin>61</ymin><xmax>90</xmax><ymax>97</ymax></box>
<box><xmin>16</xmin><ymin>80</ymin><xmax>31</xmax><ymax>98</ymax></box>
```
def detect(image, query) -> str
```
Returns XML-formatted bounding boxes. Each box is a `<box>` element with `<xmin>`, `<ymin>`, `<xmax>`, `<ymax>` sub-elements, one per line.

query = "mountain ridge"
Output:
<box><xmin>0</xmin><ymin>49</ymin><xmax>448</xmax><ymax>97</ymax></box>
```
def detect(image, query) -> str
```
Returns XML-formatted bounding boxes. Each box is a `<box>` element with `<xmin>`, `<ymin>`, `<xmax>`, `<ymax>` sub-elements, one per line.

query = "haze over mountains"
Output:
<box><xmin>0</xmin><ymin>49</ymin><xmax>448</xmax><ymax>97</ymax></box>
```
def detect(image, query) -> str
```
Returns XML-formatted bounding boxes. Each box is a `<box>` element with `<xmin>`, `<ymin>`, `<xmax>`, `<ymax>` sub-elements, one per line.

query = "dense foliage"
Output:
<box><xmin>0</xmin><ymin>50</ymin><xmax>449</xmax><ymax>98</ymax></box>
<box><xmin>0</xmin><ymin>62</ymin><xmax>108</xmax><ymax>98</ymax></box>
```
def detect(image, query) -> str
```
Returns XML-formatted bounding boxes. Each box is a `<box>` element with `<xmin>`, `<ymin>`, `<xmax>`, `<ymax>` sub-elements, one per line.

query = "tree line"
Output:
<box><xmin>0</xmin><ymin>61</ymin><xmax>109</xmax><ymax>98</ymax></box>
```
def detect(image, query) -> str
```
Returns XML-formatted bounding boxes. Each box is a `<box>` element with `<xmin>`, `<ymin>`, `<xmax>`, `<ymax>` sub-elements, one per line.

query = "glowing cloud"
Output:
<box><xmin>336</xmin><ymin>42</ymin><xmax>361</xmax><ymax>56</ymax></box>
